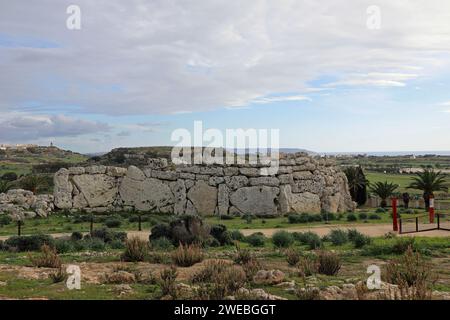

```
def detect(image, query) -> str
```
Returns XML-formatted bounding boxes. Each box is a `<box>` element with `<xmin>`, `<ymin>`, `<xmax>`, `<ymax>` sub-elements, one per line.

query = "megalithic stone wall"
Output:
<box><xmin>53</xmin><ymin>153</ymin><xmax>356</xmax><ymax>215</ymax></box>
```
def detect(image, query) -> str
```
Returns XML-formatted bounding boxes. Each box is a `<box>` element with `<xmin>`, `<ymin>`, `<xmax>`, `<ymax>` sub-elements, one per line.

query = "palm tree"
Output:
<box><xmin>344</xmin><ymin>166</ymin><xmax>368</xmax><ymax>206</ymax></box>
<box><xmin>369</xmin><ymin>181</ymin><xmax>399</xmax><ymax>208</ymax></box>
<box><xmin>0</xmin><ymin>179</ymin><xmax>12</xmax><ymax>194</ymax></box>
<box><xmin>407</xmin><ymin>166</ymin><xmax>449</xmax><ymax>210</ymax></box>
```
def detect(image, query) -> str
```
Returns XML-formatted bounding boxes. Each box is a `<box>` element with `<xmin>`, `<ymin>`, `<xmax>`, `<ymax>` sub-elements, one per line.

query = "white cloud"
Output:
<box><xmin>0</xmin><ymin>0</ymin><xmax>449</xmax><ymax>117</ymax></box>
<box><xmin>0</xmin><ymin>113</ymin><xmax>110</xmax><ymax>142</ymax></box>
<box><xmin>252</xmin><ymin>95</ymin><xmax>312</xmax><ymax>104</ymax></box>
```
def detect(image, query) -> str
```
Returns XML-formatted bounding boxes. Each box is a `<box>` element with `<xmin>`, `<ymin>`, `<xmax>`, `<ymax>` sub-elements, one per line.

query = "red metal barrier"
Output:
<box><xmin>392</xmin><ymin>197</ymin><xmax>398</xmax><ymax>232</ymax></box>
<box><xmin>429</xmin><ymin>194</ymin><xmax>435</xmax><ymax>223</ymax></box>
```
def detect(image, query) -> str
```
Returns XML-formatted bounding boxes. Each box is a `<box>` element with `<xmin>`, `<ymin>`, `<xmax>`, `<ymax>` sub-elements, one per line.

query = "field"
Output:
<box><xmin>0</xmin><ymin>210</ymin><xmax>449</xmax><ymax>300</ymax></box>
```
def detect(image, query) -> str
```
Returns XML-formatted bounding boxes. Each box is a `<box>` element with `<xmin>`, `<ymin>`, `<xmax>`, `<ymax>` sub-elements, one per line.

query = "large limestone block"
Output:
<box><xmin>224</xmin><ymin>175</ymin><xmax>248</xmax><ymax>190</ymax></box>
<box><xmin>54</xmin><ymin>169</ymin><xmax>73</xmax><ymax>209</ymax></box>
<box><xmin>230</xmin><ymin>186</ymin><xmax>279</xmax><ymax>216</ymax></box>
<box><xmin>119</xmin><ymin>177</ymin><xmax>174</xmax><ymax>211</ymax></box>
<box><xmin>126</xmin><ymin>166</ymin><xmax>146</xmax><ymax>181</ymax></box>
<box><xmin>72</xmin><ymin>174</ymin><xmax>118</xmax><ymax>208</ymax></box>
<box><xmin>187</xmin><ymin>181</ymin><xmax>217</xmax><ymax>216</ymax></box>
<box><xmin>289</xmin><ymin>192</ymin><xmax>321</xmax><ymax>213</ymax></box>
<box><xmin>170</xmin><ymin>180</ymin><xmax>187</xmax><ymax>215</ymax></box>
<box><xmin>218</xmin><ymin>184</ymin><xmax>229</xmax><ymax>216</ymax></box>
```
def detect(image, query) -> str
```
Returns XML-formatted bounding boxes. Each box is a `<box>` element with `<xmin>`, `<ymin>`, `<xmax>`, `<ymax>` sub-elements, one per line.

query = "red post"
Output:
<box><xmin>392</xmin><ymin>197</ymin><xmax>398</xmax><ymax>232</ymax></box>
<box><xmin>429</xmin><ymin>194</ymin><xmax>435</xmax><ymax>223</ymax></box>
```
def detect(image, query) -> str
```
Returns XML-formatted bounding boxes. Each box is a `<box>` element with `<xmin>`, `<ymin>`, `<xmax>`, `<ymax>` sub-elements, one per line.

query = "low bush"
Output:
<box><xmin>352</xmin><ymin>233</ymin><xmax>372</xmax><ymax>248</ymax></box>
<box><xmin>5</xmin><ymin>234</ymin><xmax>54</xmax><ymax>252</ymax></box>
<box><xmin>159</xmin><ymin>266</ymin><xmax>178</xmax><ymax>298</ymax></box>
<box><xmin>70</xmin><ymin>231</ymin><xmax>83</xmax><ymax>241</ymax></box>
<box><xmin>242</xmin><ymin>213</ymin><xmax>255</xmax><ymax>224</ymax></box>
<box><xmin>104</xmin><ymin>218</ymin><xmax>122</xmax><ymax>228</ymax></box>
<box><xmin>285</xmin><ymin>248</ymin><xmax>301</xmax><ymax>266</ymax></box>
<box><xmin>272</xmin><ymin>230</ymin><xmax>294</xmax><ymax>248</ymax></box>
<box><xmin>292</xmin><ymin>232</ymin><xmax>322</xmax><ymax>250</ymax></box>
<box><xmin>317</xmin><ymin>251</ymin><xmax>341</xmax><ymax>276</ymax></box>
<box><xmin>49</xmin><ymin>267</ymin><xmax>68</xmax><ymax>283</ymax></box>
<box><xmin>233</xmin><ymin>245</ymin><xmax>254</xmax><ymax>265</ymax></box>
<box><xmin>0</xmin><ymin>215</ymin><xmax>12</xmax><ymax>226</ymax></box>
<box><xmin>194</xmin><ymin>265</ymin><xmax>246</xmax><ymax>300</ymax></box>
<box><xmin>376</xmin><ymin>208</ymin><xmax>387</xmax><ymax>213</ymax></box>
<box><xmin>54</xmin><ymin>239</ymin><xmax>74</xmax><ymax>253</ymax></box>
<box><xmin>362</xmin><ymin>238</ymin><xmax>416</xmax><ymax>256</ymax></box>
<box><xmin>383</xmin><ymin>247</ymin><xmax>434</xmax><ymax>300</ymax></box>
<box><xmin>245</xmin><ymin>233</ymin><xmax>266</xmax><ymax>247</ymax></box>
<box><xmin>109</xmin><ymin>239</ymin><xmax>126</xmax><ymax>249</ymax></box>
<box><xmin>298</xmin><ymin>255</ymin><xmax>318</xmax><ymax>277</ymax></box>
<box><xmin>229</xmin><ymin>230</ymin><xmax>245</xmax><ymax>241</ymax></box>
<box><xmin>150</xmin><ymin>237</ymin><xmax>174</xmax><ymax>251</ymax></box>
<box><xmin>321</xmin><ymin>212</ymin><xmax>336</xmax><ymax>221</ymax></box>
<box><xmin>358</xmin><ymin>212</ymin><xmax>368</xmax><ymax>220</ymax></box>
<box><xmin>328</xmin><ymin>229</ymin><xmax>348</xmax><ymax>246</ymax></box>
<box><xmin>121</xmin><ymin>237</ymin><xmax>148</xmax><ymax>262</ymax></box>
<box><xmin>368</xmin><ymin>214</ymin><xmax>381</xmax><ymax>220</ymax></box>
<box><xmin>149</xmin><ymin>223</ymin><xmax>171</xmax><ymax>241</ymax></box>
<box><xmin>29</xmin><ymin>244</ymin><xmax>62</xmax><ymax>268</ymax></box>
<box><xmin>219</xmin><ymin>215</ymin><xmax>234</xmax><ymax>220</ymax></box>
<box><xmin>210</xmin><ymin>224</ymin><xmax>233</xmax><ymax>246</ymax></box>
<box><xmin>90</xmin><ymin>228</ymin><xmax>127</xmax><ymax>243</ymax></box>
<box><xmin>171</xmin><ymin>243</ymin><xmax>204</xmax><ymax>267</ymax></box>
<box><xmin>346</xmin><ymin>213</ymin><xmax>357</xmax><ymax>222</ymax></box>
<box><xmin>288</xmin><ymin>214</ymin><xmax>306</xmax><ymax>224</ymax></box>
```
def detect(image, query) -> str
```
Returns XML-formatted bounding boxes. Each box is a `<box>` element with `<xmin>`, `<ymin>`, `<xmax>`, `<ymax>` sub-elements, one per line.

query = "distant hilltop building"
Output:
<box><xmin>0</xmin><ymin>144</ymin><xmax>38</xmax><ymax>150</ymax></box>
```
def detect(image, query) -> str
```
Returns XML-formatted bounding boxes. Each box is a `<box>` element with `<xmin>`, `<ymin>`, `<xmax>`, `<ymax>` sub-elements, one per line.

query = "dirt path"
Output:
<box><xmin>1</xmin><ymin>223</ymin><xmax>448</xmax><ymax>241</ymax></box>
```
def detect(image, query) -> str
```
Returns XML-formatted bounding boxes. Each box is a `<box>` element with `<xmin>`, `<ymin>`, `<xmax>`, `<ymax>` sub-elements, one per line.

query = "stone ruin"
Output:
<box><xmin>0</xmin><ymin>189</ymin><xmax>54</xmax><ymax>220</ymax></box>
<box><xmin>53</xmin><ymin>153</ymin><xmax>355</xmax><ymax>216</ymax></box>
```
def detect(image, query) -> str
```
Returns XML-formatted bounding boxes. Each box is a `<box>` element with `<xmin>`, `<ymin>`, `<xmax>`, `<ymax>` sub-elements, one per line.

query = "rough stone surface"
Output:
<box><xmin>230</xmin><ymin>186</ymin><xmax>279</xmax><ymax>216</ymax></box>
<box><xmin>187</xmin><ymin>181</ymin><xmax>217</xmax><ymax>215</ymax></box>
<box><xmin>49</xmin><ymin>153</ymin><xmax>354</xmax><ymax>216</ymax></box>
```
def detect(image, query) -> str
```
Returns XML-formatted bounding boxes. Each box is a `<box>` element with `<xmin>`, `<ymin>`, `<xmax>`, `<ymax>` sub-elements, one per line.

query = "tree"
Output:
<box><xmin>1</xmin><ymin>172</ymin><xmax>18</xmax><ymax>182</ymax></box>
<box><xmin>0</xmin><ymin>179</ymin><xmax>12</xmax><ymax>194</ymax></box>
<box><xmin>407</xmin><ymin>166</ymin><xmax>449</xmax><ymax>210</ymax></box>
<box><xmin>20</xmin><ymin>175</ymin><xmax>48</xmax><ymax>194</ymax></box>
<box><xmin>344</xmin><ymin>166</ymin><xmax>368</xmax><ymax>206</ymax></box>
<box><xmin>369</xmin><ymin>181</ymin><xmax>399</xmax><ymax>208</ymax></box>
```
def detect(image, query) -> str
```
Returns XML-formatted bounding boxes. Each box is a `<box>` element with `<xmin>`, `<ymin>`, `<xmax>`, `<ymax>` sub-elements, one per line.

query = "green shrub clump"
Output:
<box><xmin>5</xmin><ymin>234</ymin><xmax>54</xmax><ymax>252</ymax></box>
<box><xmin>272</xmin><ymin>230</ymin><xmax>294</xmax><ymax>248</ymax></box>
<box><xmin>245</xmin><ymin>233</ymin><xmax>266</xmax><ymax>247</ymax></box>
<box><xmin>292</xmin><ymin>232</ymin><xmax>322</xmax><ymax>249</ymax></box>
<box><xmin>346</xmin><ymin>213</ymin><xmax>357</xmax><ymax>222</ymax></box>
<box><xmin>328</xmin><ymin>229</ymin><xmax>348</xmax><ymax>246</ymax></box>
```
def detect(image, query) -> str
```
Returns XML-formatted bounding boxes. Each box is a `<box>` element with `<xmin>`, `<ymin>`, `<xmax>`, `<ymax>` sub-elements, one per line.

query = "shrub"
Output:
<box><xmin>287</xmin><ymin>214</ymin><xmax>305</xmax><ymax>224</ymax></box>
<box><xmin>245</xmin><ymin>233</ymin><xmax>266</xmax><ymax>247</ymax></box>
<box><xmin>383</xmin><ymin>247</ymin><xmax>434</xmax><ymax>300</ymax></box>
<box><xmin>91</xmin><ymin>228</ymin><xmax>126</xmax><ymax>243</ymax></box>
<box><xmin>168</xmin><ymin>216</ymin><xmax>211</xmax><ymax>245</ymax></box>
<box><xmin>285</xmin><ymin>248</ymin><xmax>301</xmax><ymax>266</ymax></box>
<box><xmin>191</xmin><ymin>260</ymin><xmax>230</xmax><ymax>283</ymax></box>
<box><xmin>49</xmin><ymin>267</ymin><xmax>68</xmax><ymax>283</ymax></box>
<box><xmin>109</xmin><ymin>239</ymin><xmax>125</xmax><ymax>249</ymax></box>
<box><xmin>171</xmin><ymin>243</ymin><xmax>204</xmax><ymax>267</ymax></box>
<box><xmin>86</xmin><ymin>238</ymin><xmax>106</xmax><ymax>251</ymax></box>
<box><xmin>321</xmin><ymin>212</ymin><xmax>336</xmax><ymax>221</ymax></box>
<box><xmin>346</xmin><ymin>213</ymin><xmax>357</xmax><ymax>222</ymax></box>
<box><xmin>159</xmin><ymin>266</ymin><xmax>178</xmax><ymax>298</ymax></box>
<box><xmin>317</xmin><ymin>251</ymin><xmax>341</xmax><ymax>276</ymax></box>
<box><xmin>104</xmin><ymin>218</ymin><xmax>122</xmax><ymax>228</ymax></box>
<box><xmin>70</xmin><ymin>231</ymin><xmax>83</xmax><ymax>241</ymax></box>
<box><xmin>121</xmin><ymin>237</ymin><xmax>148</xmax><ymax>262</ymax></box>
<box><xmin>295</xmin><ymin>286</ymin><xmax>321</xmax><ymax>300</ymax></box>
<box><xmin>358</xmin><ymin>212</ymin><xmax>368</xmax><ymax>220</ymax></box>
<box><xmin>219</xmin><ymin>215</ymin><xmax>234</xmax><ymax>220</ymax></box>
<box><xmin>352</xmin><ymin>233</ymin><xmax>372</xmax><ymax>248</ymax></box>
<box><xmin>242</xmin><ymin>213</ymin><xmax>255</xmax><ymax>224</ymax></box>
<box><xmin>29</xmin><ymin>244</ymin><xmax>62</xmax><ymax>268</ymax></box>
<box><xmin>210</xmin><ymin>224</ymin><xmax>233</xmax><ymax>246</ymax></box>
<box><xmin>194</xmin><ymin>264</ymin><xmax>246</xmax><ymax>300</ymax></box>
<box><xmin>392</xmin><ymin>238</ymin><xmax>416</xmax><ymax>255</ymax></box>
<box><xmin>5</xmin><ymin>234</ymin><xmax>54</xmax><ymax>252</ymax></box>
<box><xmin>230</xmin><ymin>230</ymin><xmax>245</xmax><ymax>241</ymax></box>
<box><xmin>328</xmin><ymin>229</ymin><xmax>348</xmax><ymax>246</ymax></box>
<box><xmin>54</xmin><ymin>239</ymin><xmax>74</xmax><ymax>253</ymax></box>
<box><xmin>376</xmin><ymin>207</ymin><xmax>387</xmax><ymax>213</ymax></box>
<box><xmin>233</xmin><ymin>245</ymin><xmax>254</xmax><ymax>265</ymax></box>
<box><xmin>149</xmin><ymin>223</ymin><xmax>171</xmax><ymax>241</ymax></box>
<box><xmin>298</xmin><ymin>255</ymin><xmax>318</xmax><ymax>277</ymax></box>
<box><xmin>272</xmin><ymin>230</ymin><xmax>294</xmax><ymax>248</ymax></box>
<box><xmin>293</xmin><ymin>232</ymin><xmax>322</xmax><ymax>250</ymax></box>
<box><xmin>368</xmin><ymin>214</ymin><xmax>381</xmax><ymax>220</ymax></box>
<box><xmin>150</xmin><ymin>237</ymin><xmax>174</xmax><ymax>251</ymax></box>
<box><xmin>0</xmin><ymin>215</ymin><xmax>12</xmax><ymax>226</ymax></box>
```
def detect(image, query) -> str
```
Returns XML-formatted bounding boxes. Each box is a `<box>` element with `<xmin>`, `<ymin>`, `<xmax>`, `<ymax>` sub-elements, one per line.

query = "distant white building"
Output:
<box><xmin>0</xmin><ymin>144</ymin><xmax>38</xmax><ymax>150</ymax></box>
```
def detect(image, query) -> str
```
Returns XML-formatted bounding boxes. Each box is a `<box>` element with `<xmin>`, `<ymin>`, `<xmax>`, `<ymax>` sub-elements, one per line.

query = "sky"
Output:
<box><xmin>0</xmin><ymin>0</ymin><xmax>450</xmax><ymax>154</ymax></box>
